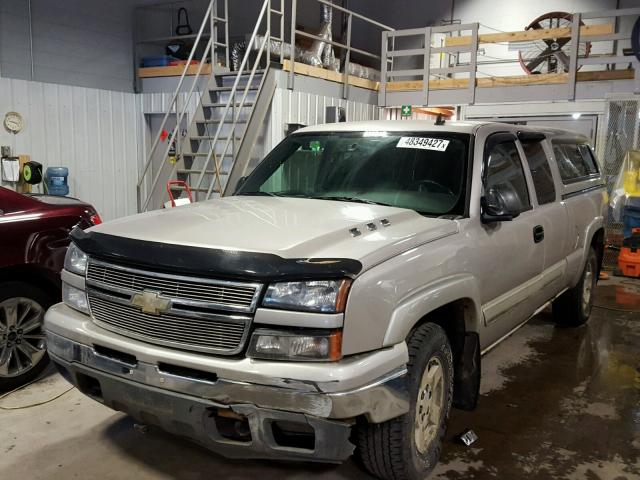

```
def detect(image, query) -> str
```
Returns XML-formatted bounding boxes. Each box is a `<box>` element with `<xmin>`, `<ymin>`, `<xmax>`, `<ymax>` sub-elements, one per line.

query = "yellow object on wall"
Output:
<box><xmin>623</xmin><ymin>151</ymin><xmax>640</xmax><ymax>195</ymax></box>
<box><xmin>624</xmin><ymin>171</ymin><xmax>639</xmax><ymax>194</ymax></box>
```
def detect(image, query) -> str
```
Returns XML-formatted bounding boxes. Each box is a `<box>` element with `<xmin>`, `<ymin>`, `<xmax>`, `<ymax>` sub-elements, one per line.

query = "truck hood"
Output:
<box><xmin>89</xmin><ymin>196</ymin><xmax>458</xmax><ymax>270</ymax></box>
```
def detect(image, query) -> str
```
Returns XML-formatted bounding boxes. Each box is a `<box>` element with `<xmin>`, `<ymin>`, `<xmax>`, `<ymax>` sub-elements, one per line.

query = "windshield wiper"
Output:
<box><xmin>314</xmin><ymin>196</ymin><xmax>394</xmax><ymax>207</ymax></box>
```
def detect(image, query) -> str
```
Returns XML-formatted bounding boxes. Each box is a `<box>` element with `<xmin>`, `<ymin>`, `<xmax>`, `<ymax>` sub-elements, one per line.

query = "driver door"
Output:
<box><xmin>476</xmin><ymin>132</ymin><xmax>545</xmax><ymax>337</ymax></box>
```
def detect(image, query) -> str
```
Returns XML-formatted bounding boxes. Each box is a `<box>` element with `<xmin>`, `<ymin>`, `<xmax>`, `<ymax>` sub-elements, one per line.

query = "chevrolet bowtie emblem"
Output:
<box><xmin>130</xmin><ymin>290</ymin><xmax>171</xmax><ymax>315</ymax></box>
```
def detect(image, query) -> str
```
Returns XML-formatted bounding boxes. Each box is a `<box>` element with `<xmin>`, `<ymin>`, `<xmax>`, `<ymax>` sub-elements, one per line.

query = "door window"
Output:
<box><xmin>521</xmin><ymin>140</ymin><xmax>556</xmax><ymax>204</ymax></box>
<box><xmin>484</xmin><ymin>136</ymin><xmax>531</xmax><ymax>213</ymax></box>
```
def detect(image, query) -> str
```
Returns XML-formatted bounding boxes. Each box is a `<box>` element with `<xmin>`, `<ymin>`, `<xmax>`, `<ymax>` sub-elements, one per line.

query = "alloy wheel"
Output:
<box><xmin>0</xmin><ymin>297</ymin><xmax>47</xmax><ymax>378</ymax></box>
<box><xmin>414</xmin><ymin>356</ymin><xmax>445</xmax><ymax>454</ymax></box>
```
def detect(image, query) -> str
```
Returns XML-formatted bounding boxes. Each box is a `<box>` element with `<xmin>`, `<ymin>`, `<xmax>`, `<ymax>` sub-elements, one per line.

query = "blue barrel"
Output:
<box><xmin>46</xmin><ymin>167</ymin><xmax>69</xmax><ymax>196</ymax></box>
<box><xmin>623</xmin><ymin>206</ymin><xmax>640</xmax><ymax>238</ymax></box>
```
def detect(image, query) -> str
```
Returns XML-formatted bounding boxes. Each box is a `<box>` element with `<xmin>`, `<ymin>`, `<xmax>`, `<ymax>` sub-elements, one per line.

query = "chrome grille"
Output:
<box><xmin>88</xmin><ymin>293</ymin><xmax>249</xmax><ymax>354</ymax></box>
<box><xmin>87</xmin><ymin>261</ymin><xmax>261</xmax><ymax>313</ymax></box>
<box><xmin>85</xmin><ymin>259</ymin><xmax>262</xmax><ymax>355</ymax></box>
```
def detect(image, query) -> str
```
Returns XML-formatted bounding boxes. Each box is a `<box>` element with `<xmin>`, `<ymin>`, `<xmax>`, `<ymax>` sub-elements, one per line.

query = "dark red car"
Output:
<box><xmin>0</xmin><ymin>187</ymin><xmax>100</xmax><ymax>389</ymax></box>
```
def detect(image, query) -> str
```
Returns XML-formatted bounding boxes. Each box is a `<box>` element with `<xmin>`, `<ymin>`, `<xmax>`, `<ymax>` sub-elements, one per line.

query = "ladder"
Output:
<box><xmin>137</xmin><ymin>0</ymin><xmax>284</xmax><ymax>211</ymax></box>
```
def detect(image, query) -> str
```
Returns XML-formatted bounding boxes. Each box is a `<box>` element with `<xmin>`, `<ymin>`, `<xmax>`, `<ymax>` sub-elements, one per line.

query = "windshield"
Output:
<box><xmin>237</xmin><ymin>131</ymin><xmax>471</xmax><ymax>216</ymax></box>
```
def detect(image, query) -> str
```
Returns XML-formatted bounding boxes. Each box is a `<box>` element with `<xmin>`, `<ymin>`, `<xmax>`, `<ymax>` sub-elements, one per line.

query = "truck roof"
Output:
<box><xmin>294</xmin><ymin>120</ymin><xmax>590</xmax><ymax>143</ymax></box>
<box><xmin>295</xmin><ymin>120</ymin><xmax>484</xmax><ymax>134</ymax></box>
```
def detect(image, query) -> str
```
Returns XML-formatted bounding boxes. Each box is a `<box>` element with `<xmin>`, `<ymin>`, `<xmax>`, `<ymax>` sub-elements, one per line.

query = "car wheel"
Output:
<box><xmin>552</xmin><ymin>247</ymin><xmax>598</xmax><ymax>327</ymax></box>
<box><xmin>356</xmin><ymin>322</ymin><xmax>454</xmax><ymax>480</ymax></box>
<box><xmin>0</xmin><ymin>282</ymin><xmax>53</xmax><ymax>391</ymax></box>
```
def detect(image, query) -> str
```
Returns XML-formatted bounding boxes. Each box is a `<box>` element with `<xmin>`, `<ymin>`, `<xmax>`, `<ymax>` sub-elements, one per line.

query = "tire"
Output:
<box><xmin>552</xmin><ymin>247</ymin><xmax>598</xmax><ymax>327</ymax></box>
<box><xmin>0</xmin><ymin>282</ymin><xmax>53</xmax><ymax>391</ymax></box>
<box><xmin>356</xmin><ymin>323</ymin><xmax>454</xmax><ymax>480</ymax></box>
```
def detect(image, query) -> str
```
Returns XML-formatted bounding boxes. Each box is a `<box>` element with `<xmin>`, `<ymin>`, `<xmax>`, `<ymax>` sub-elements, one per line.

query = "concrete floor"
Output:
<box><xmin>1</xmin><ymin>277</ymin><xmax>639</xmax><ymax>480</ymax></box>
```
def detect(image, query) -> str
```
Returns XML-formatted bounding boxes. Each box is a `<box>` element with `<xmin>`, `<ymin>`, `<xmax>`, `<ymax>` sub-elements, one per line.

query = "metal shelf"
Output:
<box><xmin>137</xmin><ymin>33</ymin><xmax>211</xmax><ymax>45</ymax></box>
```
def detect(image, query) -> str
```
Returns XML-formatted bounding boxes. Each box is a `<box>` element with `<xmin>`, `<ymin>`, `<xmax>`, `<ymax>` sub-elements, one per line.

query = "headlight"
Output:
<box><xmin>248</xmin><ymin>329</ymin><xmax>342</xmax><ymax>361</ymax></box>
<box><xmin>64</xmin><ymin>243</ymin><xmax>88</xmax><ymax>276</ymax></box>
<box><xmin>262</xmin><ymin>279</ymin><xmax>351</xmax><ymax>313</ymax></box>
<box><xmin>62</xmin><ymin>282</ymin><xmax>89</xmax><ymax>314</ymax></box>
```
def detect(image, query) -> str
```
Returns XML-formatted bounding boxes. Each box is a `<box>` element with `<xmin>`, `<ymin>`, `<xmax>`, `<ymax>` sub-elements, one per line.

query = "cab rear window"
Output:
<box><xmin>551</xmin><ymin>141</ymin><xmax>599</xmax><ymax>184</ymax></box>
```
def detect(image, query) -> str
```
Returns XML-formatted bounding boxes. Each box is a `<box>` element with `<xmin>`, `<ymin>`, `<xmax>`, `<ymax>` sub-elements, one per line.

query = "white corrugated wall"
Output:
<box><xmin>0</xmin><ymin>77</ymin><xmax>143</xmax><ymax>221</ymax></box>
<box><xmin>140</xmin><ymin>91</ymin><xmax>201</xmax><ymax>116</ymax></box>
<box><xmin>268</xmin><ymin>88</ymin><xmax>383</xmax><ymax>152</ymax></box>
<box><xmin>0</xmin><ymin>79</ymin><xmax>381</xmax><ymax>221</ymax></box>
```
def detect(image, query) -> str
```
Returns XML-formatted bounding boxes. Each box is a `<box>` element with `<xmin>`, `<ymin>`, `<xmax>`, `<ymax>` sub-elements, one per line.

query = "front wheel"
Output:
<box><xmin>356</xmin><ymin>323</ymin><xmax>454</xmax><ymax>480</ymax></box>
<box><xmin>0</xmin><ymin>282</ymin><xmax>52</xmax><ymax>391</ymax></box>
<box><xmin>552</xmin><ymin>247</ymin><xmax>598</xmax><ymax>327</ymax></box>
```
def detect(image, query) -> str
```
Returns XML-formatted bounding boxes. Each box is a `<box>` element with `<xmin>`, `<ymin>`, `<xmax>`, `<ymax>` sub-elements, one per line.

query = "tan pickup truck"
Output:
<box><xmin>45</xmin><ymin>120</ymin><xmax>606</xmax><ymax>479</ymax></box>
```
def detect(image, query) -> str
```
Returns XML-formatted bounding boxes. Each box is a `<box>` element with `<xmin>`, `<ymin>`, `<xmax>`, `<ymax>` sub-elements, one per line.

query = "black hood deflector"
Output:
<box><xmin>70</xmin><ymin>228</ymin><xmax>362</xmax><ymax>281</ymax></box>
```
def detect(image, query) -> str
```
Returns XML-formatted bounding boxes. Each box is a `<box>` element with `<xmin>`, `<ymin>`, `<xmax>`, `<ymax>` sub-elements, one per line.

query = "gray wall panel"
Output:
<box><xmin>0</xmin><ymin>77</ymin><xmax>142</xmax><ymax>221</ymax></box>
<box><xmin>0</xmin><ymin>0</ymin><xmax>135</xmax><ymax>92</ymax></box>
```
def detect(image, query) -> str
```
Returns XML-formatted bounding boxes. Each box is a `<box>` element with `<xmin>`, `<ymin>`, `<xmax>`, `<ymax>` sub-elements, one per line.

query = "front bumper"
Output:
<box><xmin>45</xmin><ymin>304</ymin><xmax>409</xmax><ymax>462</ymax></box>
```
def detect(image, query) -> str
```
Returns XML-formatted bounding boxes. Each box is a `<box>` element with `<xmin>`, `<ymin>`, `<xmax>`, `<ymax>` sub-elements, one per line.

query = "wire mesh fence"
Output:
<box><xmin>603</xmin><ymin>98</ymin><xmax>640</xmax><ymax>268</ymax></box>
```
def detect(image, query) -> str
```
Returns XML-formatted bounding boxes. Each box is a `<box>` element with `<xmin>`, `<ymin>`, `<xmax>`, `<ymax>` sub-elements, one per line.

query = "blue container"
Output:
<box><xmin>141</xmin><ymin>56</ymin><xmax>174</xmax><ymax>67</ymax></box>
<box><xmin>46</xmin><ymin>167</ymin><xmax>69</xmax><ymax>196</ymax></box>
<box><xmin>622</xmin><ymin>205</ymin><xmax>640</xmax><ymax>238</ymax></box>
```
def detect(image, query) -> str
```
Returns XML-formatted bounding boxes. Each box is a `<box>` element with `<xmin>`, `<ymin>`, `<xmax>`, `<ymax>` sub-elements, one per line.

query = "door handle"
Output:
<box><xmin>533</xmin><ymin>225</ymin><xmax>545</xmax><ymax>243</ymax></box>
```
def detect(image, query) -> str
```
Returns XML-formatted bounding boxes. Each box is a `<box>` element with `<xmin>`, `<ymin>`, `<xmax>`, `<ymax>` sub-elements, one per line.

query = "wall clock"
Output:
<box><xmin>4</xmin><ymin>111</ymin><xmax>24</xmax><ymax>134</ymax></box>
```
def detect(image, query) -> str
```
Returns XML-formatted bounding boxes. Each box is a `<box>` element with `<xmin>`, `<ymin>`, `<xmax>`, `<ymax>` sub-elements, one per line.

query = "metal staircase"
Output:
<box><xmin>137</xmin><ymin>0</ymin><xmax>283</xmax><ymax>211</ymax></box>
<box><xmin>177</xmin><ymin>69</ymin><xmax>274</xmax><ymax>201</ymax></box>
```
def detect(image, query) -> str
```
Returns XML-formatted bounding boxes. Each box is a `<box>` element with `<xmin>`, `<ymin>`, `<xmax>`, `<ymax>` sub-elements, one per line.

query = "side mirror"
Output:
<box><xmin>481</xmin><ymin>186</ymin><xmax>521</xmax><ymax>224</ymax></box>
<box><xmin>233</xmin><ymin>176</ymin><xmax>247</xmax><ymax>195</ymax></box>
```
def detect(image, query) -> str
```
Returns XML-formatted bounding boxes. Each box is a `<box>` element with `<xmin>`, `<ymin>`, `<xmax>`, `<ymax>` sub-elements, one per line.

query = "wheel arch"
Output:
<box><xmin>590</xmin><ymin>227</ymin><xmax>605</xmax><ymax>275</ymax></box>
<box><xmin>568</xmin><ymin>217</ymin><xmax>605</xmax><ymax>287</ymax></box>
<box><xmin>383</xmin><ymin>274</ymin><xmax>483</xmax><ymax>348</ymax></box>
<box><xmin>0</xmin><ymin>264</ymin><xmax>61</xmax><ymax>302</ymax></box>
<box><xmin>383</xmin><ymin>274</ymin><xmax>483</xmax><ymax>412</ymax></box>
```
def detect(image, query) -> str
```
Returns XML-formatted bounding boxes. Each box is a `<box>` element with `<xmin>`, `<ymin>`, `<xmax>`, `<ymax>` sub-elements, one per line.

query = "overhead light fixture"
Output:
<box><xmin>572</xmin><ymin>113</ymin><xmax>582</xmax><ymax>120</ymax></box>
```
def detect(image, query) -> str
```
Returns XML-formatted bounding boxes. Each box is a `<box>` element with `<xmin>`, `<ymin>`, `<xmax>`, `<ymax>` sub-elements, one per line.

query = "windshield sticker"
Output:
<box><xmin>396</xmin><ymin>137</ymin><xmax>450</xmax><ymax>152</ymax></box>
<box><xmin>309</xmin><ymin>140</ymin><xmax>323</xmax><ymax>153</ymax></box>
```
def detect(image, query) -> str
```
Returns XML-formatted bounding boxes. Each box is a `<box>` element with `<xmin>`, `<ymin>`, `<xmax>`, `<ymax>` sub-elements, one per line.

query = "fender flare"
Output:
<box><xmin>382</xmin><ymin>273</ymin><xmax>483</xmax><ymax>347</ymax></box>
<box><xmin>570</xmin><ymin>216</ymin><xmax>604</xmax><ymax>286</ymax></box>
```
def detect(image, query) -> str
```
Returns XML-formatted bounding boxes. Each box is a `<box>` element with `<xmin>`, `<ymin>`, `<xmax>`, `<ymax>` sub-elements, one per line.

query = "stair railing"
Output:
<box><xmin>192</xmin><ymin>0</ymin><xmax>283</xmax><ymax>200</ymax></box>
<box><xmin>137</xmin><ymin>0</ymin><xmax>228</xmax><ymax>212</ymax></box>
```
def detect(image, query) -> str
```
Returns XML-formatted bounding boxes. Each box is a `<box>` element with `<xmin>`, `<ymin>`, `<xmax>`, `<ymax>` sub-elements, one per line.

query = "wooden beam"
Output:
<box><xmin>414</xmin><ymin>107</ymin><xmax>456</xmax><ymax>117</ymax></box>
<box><xmin>386</xmin><ymin>68</ymin><xmax>635</xmax><ymax>91</ymax></box>
<box><xmin>477</xmin><ymin>73</ymin><xmax>568</xmax><ymax>87</ymax></box>
<box><xmin>282</xmin><ymin>59</ymin><xmax>632</xmax><ymax>93</ymax></box>
<box><xmin>576</xmin><ymin>68</ymin><xmax>634</xmax><ymax>82</ymax></box>
<box><xmin>138</xmin><ymin>64</ymin><xmax>212</xmax><ymax>78</ymax></box>
<box><xmin>445</xmin><ymin>23</ymin><xmax>614</xmax><ymax>47</ymax></box>
<box><xmin>282</xmin><ymin>59</ymin><xmax>379</xmax><ymax>91</ymax></box>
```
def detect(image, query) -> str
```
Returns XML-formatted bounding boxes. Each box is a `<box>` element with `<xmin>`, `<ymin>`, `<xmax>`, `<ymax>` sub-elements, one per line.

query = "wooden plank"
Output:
<box><xmin>576</xmin><ymin>68</ymin><xmax>634</xmax><ymax>81</ymax></box>
<box><xmin>477</xmin><ymin>73</ymin><xmax>568</xmax><ymax>87</ymax></box>
<box><xmin>386</xmin><ymin>78</ymin><xmax>472</xmax><ymax>91</ymax></box>
<box><xmin>282</xmin><ymin>58</ymin><xmax>632</xmax><ymax>94</ymax></box>
<box><xmin>445</xmin><ymin>23</ymin><xmax>614</xmax><ymax>47</ymax></box>
<box><xmin>138</xmin><ymin>64</ymin><xmax>212</xmax><ymax>78</ymax></box>
<box><xmin>387</xmin><ymin>80</ymin><xmax>426</xmax><ymax>91</ymax></box>
<box><xmin>414</xmin><ymin>107</ymin><xmax>455</xmax><ymax>117</ymax></box>
<box><xmin>386</xmin><ymin>68</ymin><xmax>635</xmax><ymax>91</ymax></box>
<box><xmin>282</xmin><ymin>59</ymin><xmax>379</xmax><ymax>91</ymax></box>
